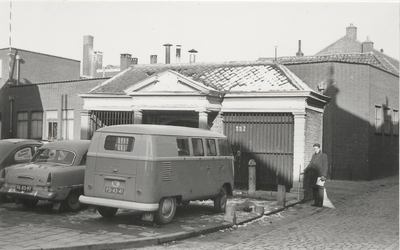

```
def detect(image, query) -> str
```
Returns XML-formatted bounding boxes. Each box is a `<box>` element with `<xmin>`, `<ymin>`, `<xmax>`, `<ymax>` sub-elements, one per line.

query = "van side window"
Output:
<box><xmin>192</xmin><ymin>138</ymin><xmax>204</xmax><ymax>156</ymax></box>
<box><xmin>104</xmin><ymin>136</ymin><xmax>134</xmax><ymax>152</ymax></box>
<box><xmin>218</xmin><ymin>139</ymin><xmax>232</xmax><ymax>156</ymax></box>
<box><xmin>176</xmin><ymin>138</ymin><xmax>190</xmax><ymax>156</ymax></box>
<box><xmin>206</xmin><ymin>139</ymin><xmax>217</xmax><ymax>156</ymax></box>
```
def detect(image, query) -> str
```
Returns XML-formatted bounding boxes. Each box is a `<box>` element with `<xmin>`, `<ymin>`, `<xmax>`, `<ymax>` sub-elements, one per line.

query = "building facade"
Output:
<box><xmin>79</xmin><ymin>61</ymin><xmax>329</xmax><ymax>194</ymax></box>
<box><xmin>262</xmin><ymin>24</ymin><xmax>399</xmax><ymax>180</ymax></box>
<box><xmin>0</xmin><ymin>48</ymin><xmax>80</xmax><ymax>139</ymax></box>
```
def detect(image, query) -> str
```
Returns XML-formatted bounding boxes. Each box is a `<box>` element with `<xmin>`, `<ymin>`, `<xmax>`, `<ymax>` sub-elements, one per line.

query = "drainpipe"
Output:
<box><xmin>15</xmin><ymin>54</ymin><xmax>21</xmax><ymax>85</ymax></box>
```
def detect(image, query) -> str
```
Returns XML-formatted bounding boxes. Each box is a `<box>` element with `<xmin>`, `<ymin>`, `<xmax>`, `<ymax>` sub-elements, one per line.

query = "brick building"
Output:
<box><xmin>259</xmin><ymin>24</ymin><xmax>399</xmax><ymax>180</ymax></box>
<box><xmin>0</xmin><ymin>48</ymin><xmax>80</xmax><ymax>139</ymax></box>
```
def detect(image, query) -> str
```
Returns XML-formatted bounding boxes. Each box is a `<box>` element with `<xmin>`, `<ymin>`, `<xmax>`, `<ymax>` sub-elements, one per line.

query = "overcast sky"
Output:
<box><xmin>0</xmin><ymin>1</ymin><xmax>398</xmax><ymax>67</ymax></box>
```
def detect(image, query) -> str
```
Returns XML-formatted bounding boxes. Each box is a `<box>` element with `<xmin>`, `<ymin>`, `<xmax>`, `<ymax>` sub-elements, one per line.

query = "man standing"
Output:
<box><xmin>302</xmin><ymin>143</ymin><xmax>328</xmax><ymax>207</ymax></box>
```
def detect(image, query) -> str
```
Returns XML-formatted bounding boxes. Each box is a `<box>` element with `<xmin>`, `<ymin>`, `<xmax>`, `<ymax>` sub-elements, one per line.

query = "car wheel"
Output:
<box><xmin>154</xmin><ymin>197</ymin><xmax>176</xmax><ymax>225</ymax></box>
<box><xmin>214</xmin><ymin>186</ymin><xmax>227</xmax><ymax>213</ymax></box>
<box><xmin>66</xmin><ymin>189</ymin><xmax>82</xmax><ymax>211</ymax></box>
<box><xmin>22</xmin><ymin>199</ymin><xmax>38</xmax><ymax>208</ymax></box>
<box><xmin>97</xmin><ymin>206</ymin><xmax>118</xmax><ymax>218</ymax></box>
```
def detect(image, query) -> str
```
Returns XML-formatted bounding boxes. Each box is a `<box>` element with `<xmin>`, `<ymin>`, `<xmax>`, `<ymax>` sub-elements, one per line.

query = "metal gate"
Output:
<box><xmin>223</xmin><ymin>113</ymin><xmax>294</xmax><ymax>191</ymax></box>
<box><xmin>90</xmin><ymin>111</ymin><xmax>134</xmax><ymax>135</ymax></box>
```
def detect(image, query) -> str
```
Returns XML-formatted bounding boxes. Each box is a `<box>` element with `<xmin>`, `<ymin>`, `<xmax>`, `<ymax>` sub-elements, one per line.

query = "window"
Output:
<box><xmin>31</xmin><ymin>111</ymin><xmax>43</xmax><ymax>139</ymax></box>
<box><xmin>17</xmin><ymin>112</ymin><xmax>28</xmax><ymax>138</ymax></box>
<box><xmin>62</xmin><ymin>110</ymin><xmax>74</xmax><ymax>140</ymax></box>
<box><xmin>14</xmin><ymin>147</ymin><xmax>34</xmax><ymax>163</ymax></box>
<box><xmin>375</xmin><ymin>106</ymin><xmax>383</xmax><ymax>134</ymax></box>
<box><xmin>104</xmin><ymin>136</ymin><xmax>134</xmax><ymax>152</ymax></box>
<box><xmin>206</xmin><ymin>139</ymin><xmax>217</xmax><ymax>156</ymax></box>
<box><xmin>384</xmin><ymin>107</ymin><xmax>391</xmax><ymax>135</ymax></box>
<box><xmin>393</xmin><ymin>110</ymin><xmax>399</xmax><ymax>136</ymax></box>
<box><xmin>192</xmin><ymin>138</ymin><xmax>204</xmax><ymax>156</ymax></box>
<box><xmin>176</xmin><ymin>138</ymin><xmax>190</xmax><ymax>156</ymax></box>
<box><xmin>218</xmin><ymin>139</ymin><xmax>233</xmax><ymax>156</ymax></box>
<box><xmin>32</xmin><ymin>148</ymin><xmax>75</xmax><ymax>165</ymax></box>
<box><xmin>47</xmin><ymin>111</ymin><xmax>58</xmax><ymax>140</ymax></box>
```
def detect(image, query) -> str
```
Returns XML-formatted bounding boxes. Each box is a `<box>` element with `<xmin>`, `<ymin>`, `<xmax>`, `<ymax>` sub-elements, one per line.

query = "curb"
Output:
<box><xmin>41</xmin><ymin>199</ymin><xmax>304</xmax><ymax>250</ymax></box>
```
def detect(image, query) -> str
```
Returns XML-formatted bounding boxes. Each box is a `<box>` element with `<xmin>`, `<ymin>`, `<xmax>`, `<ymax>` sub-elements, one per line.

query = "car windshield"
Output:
<box><xmin>32</xmin><ymin>148</ymin><xmax>75</xmax><ymax>165</ymax></box>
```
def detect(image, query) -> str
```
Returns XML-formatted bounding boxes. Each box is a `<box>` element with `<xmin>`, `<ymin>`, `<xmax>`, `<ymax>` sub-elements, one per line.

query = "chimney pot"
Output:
<box><xmin>150</xmin><ymin>55</ymin><xmax>157</xmax><ymax>64</ymax></box>
<box><xmin>189</xmin><ymin>49</ymin><xmax>198</xmax><ymax>63</ymax></box>
<box><xmin>120</xmin><ymin>53</ymin><xmax>132</xmax><ymax>71</ymax></box>
<box><xmin>362</xmin><ymin>36</ymin><xmax>374</xmax><ymax>53</ymax></box>
<box><xmin>176</xmin><ymin>45</ymin><xmax>181</xmax><ymax>63</ymax></box>
<box><xmin>346</xmin><ymin>23</ymin><xmax>357</xmax><ymax>40</ymax></box>
<box><xmin>163</xmin><ymin>44</ymin><xmax>172</xmax><ymax>64</ymax></box>
<box><xmin>296</xmin><ymin>40</ymin><xmax>304</xmax><ymax>57</ymax></box>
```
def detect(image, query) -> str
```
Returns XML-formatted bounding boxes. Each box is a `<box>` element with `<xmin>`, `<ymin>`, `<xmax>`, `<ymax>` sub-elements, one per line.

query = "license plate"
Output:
<box><xmin>16</xmin><ymin>185</ymin><xmax>32</xmax><ymax>192</ymax></box>
<box><xmin>105</xmin><ymin>187</ymin><xmax>124</xmax><ymax>195</ymax></box>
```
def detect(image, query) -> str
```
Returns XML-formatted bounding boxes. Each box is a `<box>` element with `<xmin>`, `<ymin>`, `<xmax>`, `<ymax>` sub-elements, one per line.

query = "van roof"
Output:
<box><xmin>96</xmin><ymin>125</ymin><xmax>227</xmax><ymax>138</ymax></box>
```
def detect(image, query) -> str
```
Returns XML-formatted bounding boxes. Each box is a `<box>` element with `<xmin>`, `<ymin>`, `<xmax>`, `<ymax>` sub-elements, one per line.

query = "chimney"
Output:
<box><xmin>296</xmin><ymin>40</ymin><xmax>304</xmax><ymax>57</ymax></box>
<box><xmin>93</xmin><ymin>51</ymin><xmax>103</xmax><ymax>76</ymax></box>
<box><xmin>120</xmin><ymin>53</ymin><xmax>132</xmax><ymax>71</ymax></box>
<box><xmin>189</xmin><ymin>49</ymin><xmax>198</xmax><ymax>63</ymax></box>
<box><xmin>82</xmin><ymin>35</ymin><xmax>94</xmax><ymax>77</ymax></box>
<box><xmin>164</xmin><ymin>44</ymin><xmax>172</xmax><ymax>64</ymax></box>
<box><xmin>150</xmin><ymin>55</ymin><xmax>157</xmax><ymax>64</ymax></box>
<box><xmin>176</xmin><ymin>45</ymin><xmax>181</xmax><ymax>63</ymax></box>
<box><xmin>362</xmin><ymin>36</ymin><xmax>374</xmax><ymax>53</ymax></box>
<box><xmin>131</xmin><ymin>57</ymin><xmax>138</xmax><ymax>65</ymax></box>
<box><xmin>346</xmin><ymin>23</ymin><xmax>357</xmax><ymax>40</ymax></box>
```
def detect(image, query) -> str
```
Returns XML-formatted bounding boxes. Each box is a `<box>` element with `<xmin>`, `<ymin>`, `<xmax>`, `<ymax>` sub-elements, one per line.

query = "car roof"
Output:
<box><xmin>96</xmin><ymin>124</ymin><xmax>227</xmax><ymax>138</ymax></box>
<box><xmin>40</xmin><ymin>140</ymin><xmax>91</xmax><ymax>152</ymax></box>
<box><xmin>0</xmin><ymin>139</ymin><xmax>43</xmax><ymax>145</ymax></box>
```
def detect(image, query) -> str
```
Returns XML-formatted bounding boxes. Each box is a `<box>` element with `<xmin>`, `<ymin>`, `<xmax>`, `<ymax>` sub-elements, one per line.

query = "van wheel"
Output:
<box><xmin>154</xmin><ymin>197</ymin><xmax>176</xmax><ymax>225</ymax></box>
<box><xmin>214</xmin><ymin>186</ymin><xmax>227</xmax><ymax>213</ymax></box>
<box><xmin>65</xmin><ymin>189</ymin><xmax>82</xmax><ymax>211</ymax></box>
<box><xmin>97</xmin><ymin>206</ymin><xmax>118</xmax><ymax>218</ymax></box>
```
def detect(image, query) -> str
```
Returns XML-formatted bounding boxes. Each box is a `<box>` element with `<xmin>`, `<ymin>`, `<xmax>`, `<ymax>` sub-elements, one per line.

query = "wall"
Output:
<box><xmin>287</xmin><ymin>62</ymin><xmax>399</xmax><ymax>180</ymax></box>
<box><xmin>4</xmin><ymin>78</ymin><xmax>105</xmax><ymax>140</ymax></box>
<box><xmin>368</xmin><ymin>67</ymin><xmax>399</xmax><ymax>178</ymax></box>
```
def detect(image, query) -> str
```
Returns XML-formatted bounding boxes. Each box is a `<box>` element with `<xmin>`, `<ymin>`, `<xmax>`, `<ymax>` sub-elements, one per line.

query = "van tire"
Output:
<box><xmin>154</xmin><ymin>197</ymin><xmax>177</xmax><ymax>224</ymax></box>
<box><xmin>97</xmin><ymin>206</ymin><xmax>118</xmax><ymax>218</ymax></box>
<box><xmin>65</xmin><ymin>189</ymin><xmax>82</xmax><ymax>211</ymax></box>
<box><xmin>214</xmin><ymin>186</ymin><xmax>227</xmax><ymax>213</ymax></box>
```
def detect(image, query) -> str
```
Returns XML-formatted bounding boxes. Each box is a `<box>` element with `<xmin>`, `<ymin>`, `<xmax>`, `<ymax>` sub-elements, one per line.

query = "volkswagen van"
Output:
<box><xmin>79</xmin><ymin>124</ymin><xmax>234</xmax><ymax>224</ymax></box>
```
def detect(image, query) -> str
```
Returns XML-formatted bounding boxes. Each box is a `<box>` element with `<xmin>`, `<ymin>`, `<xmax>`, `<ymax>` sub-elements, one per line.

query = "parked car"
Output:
<box><xmin>0</xmin><ymin>139</ymin><xmax>43</xmax><ymax>203</ymax></box>
<box><xmin>0</xmin><ymin>139</ymin><xmax>43</xmax><ymax>170</ymax></box>
<box><xmin>0</xmin><ymin>140</ymin><xmax>90</xmax><ymax>211</ymax></box>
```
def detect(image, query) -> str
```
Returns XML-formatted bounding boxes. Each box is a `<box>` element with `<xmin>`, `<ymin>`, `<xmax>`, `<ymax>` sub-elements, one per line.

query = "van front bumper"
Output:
<box><xmin>79</xmin><ymin>195</ymin><xmax>159</xmax><ymax>212</ymax></box>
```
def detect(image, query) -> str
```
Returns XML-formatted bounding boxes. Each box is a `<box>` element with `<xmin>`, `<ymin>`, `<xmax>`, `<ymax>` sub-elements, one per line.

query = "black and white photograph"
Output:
<box><xmin>0</xmin><ymin>1</ymin><xmax>398</xmax><ymax>249</ymax></box>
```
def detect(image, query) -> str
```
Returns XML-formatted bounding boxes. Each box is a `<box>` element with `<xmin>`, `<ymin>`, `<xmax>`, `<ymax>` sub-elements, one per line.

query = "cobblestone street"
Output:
<box><xmin>141</xmin><ymin>176</ymin><xmax>399</xmax><ymax>250</ymax></box>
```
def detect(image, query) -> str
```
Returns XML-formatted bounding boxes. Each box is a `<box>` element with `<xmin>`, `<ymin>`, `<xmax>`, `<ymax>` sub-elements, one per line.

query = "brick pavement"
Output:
<box><xmin>141</xmin><ymin>175</ymin><xmax>399</xmax><ymax>250</ymax></box>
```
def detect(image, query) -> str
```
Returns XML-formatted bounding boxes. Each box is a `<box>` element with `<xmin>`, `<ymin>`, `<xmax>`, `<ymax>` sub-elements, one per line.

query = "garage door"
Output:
<box><xmin>223</xmin><ymin>113</ymin><xmax>294</xmax><ymax>191</ymax></box>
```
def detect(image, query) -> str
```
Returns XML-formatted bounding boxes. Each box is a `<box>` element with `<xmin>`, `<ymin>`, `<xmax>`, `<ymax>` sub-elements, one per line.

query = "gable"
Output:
<box><xmin>124</xmin><ymin>69</ymin><xmax>219</xmax><ymax>95</ymax></box>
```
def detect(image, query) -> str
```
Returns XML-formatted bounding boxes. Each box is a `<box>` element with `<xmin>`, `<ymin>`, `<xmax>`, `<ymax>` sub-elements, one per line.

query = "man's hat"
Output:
<box><xmin>313</xmin><ymin>143</ymin><xmax>321</xmax><ymax>148</ymax></box>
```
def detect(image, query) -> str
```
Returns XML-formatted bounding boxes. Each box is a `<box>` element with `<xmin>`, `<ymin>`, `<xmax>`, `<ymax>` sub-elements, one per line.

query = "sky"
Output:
<box><xmin>0</xmin><ymin>1</ymin><xmax>398</xmax><ymax>67</ymax></box>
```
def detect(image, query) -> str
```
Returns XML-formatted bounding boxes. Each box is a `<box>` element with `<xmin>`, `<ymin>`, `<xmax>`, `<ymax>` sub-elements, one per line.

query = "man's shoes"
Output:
<box><xmin>311</xmin><ymin>203</ymin><xmax>318</xmax><ymax>206</ymax></box>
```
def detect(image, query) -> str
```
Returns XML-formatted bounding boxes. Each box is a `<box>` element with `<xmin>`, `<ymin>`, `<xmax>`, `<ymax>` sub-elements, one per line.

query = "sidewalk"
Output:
<box><xmin>0</xmin><ymin>175</ymin><xmax>398</xmax><ymax>250</ymax></box>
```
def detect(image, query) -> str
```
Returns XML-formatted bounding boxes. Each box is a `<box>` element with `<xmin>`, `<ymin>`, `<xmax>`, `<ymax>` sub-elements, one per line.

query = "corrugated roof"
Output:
<box><xmin>259</xmin><ymin>53</ymin><xmax>399</xmax><ymax>76</ymax></box>
<box><xmin>90</xmin><ymin>61</ymin><xmax>307</xmax><ymax>94</ymax></box>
